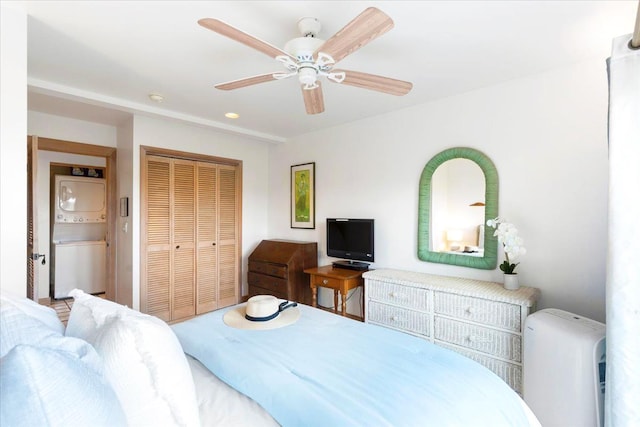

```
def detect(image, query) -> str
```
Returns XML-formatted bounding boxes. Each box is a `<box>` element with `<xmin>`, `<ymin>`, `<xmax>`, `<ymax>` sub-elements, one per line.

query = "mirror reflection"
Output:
<box><xmin>430</xmin><ymin>159</ymin><xmax>485</xmax><ymax>256</ymax></box>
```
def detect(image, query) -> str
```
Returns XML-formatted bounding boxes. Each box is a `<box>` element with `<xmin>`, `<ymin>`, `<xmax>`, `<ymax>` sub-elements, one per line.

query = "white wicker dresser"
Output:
<box><xmin>363</xmin><ymin>269</ymin><xmax>540</xmax><ymax>394</ymax></box>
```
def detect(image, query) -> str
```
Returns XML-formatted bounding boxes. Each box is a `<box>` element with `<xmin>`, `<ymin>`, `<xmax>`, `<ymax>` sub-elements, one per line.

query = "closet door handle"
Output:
<box><xmin>176</xmin><ymin>245</ymin><xmax>180</xmax><ymax>249</ymax></box>
<box><xmin>212</xmin><ymin>242</ymin><xmax>216</xmax><ymax>246</ymax></box>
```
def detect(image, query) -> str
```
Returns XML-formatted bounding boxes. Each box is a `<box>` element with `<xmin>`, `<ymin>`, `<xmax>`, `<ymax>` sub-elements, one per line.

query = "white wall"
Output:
<box><xmin>268</xmin><ymin>57</ymin><xmax>609</xmax><ymax>322</ymax></box>
<box><xmin>29</xmin><ymin>111</ymin><xmax>118</xmax><ymax>147</ymax></box>
<box><xmin>0</xmin><ymin>3</ymin><xmax>27</xmax><ymax>297</ymax></box>
<box><xmin>116</xmin><ymin>118</ymin><xmax>134</xmax><ymax>307</ymax></box>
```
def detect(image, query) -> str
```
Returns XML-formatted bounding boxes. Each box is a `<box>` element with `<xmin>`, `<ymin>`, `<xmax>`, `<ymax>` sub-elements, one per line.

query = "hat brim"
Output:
<box><xmin>223</xmin><ymin>302</ymin><xmax>300</xmax><ymax>330</ymax></box>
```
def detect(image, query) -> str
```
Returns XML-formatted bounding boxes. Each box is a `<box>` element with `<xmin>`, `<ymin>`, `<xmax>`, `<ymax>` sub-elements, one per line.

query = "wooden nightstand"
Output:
<box><xmin>304</xmin><ymin>265</ymin><xmax>365</xmax><ymax>319</ymax></box>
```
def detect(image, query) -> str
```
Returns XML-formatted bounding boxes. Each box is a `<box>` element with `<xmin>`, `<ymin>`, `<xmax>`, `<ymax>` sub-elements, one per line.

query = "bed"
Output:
<box><xmin>2</xmin><ymin>290</ymin><xmax>540</xmax><ymax>426</ymax></box>
<box><xmin>173</xmin><ymin>302</ymin><xmax>540</xmax><ymax>427</ymax></box>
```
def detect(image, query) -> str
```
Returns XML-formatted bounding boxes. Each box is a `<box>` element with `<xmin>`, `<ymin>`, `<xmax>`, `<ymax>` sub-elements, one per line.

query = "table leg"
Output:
<box><xmin>311</xmin><ymin>284</ymin><xmax>317</xmax><ymax>308</ymax></box>
<box><xmin>333</xmin><ymin>290</ymin><xmax>339</xmax><ymax>312</ymax></box>
<box><xmin>341</xmin><ymin>289</ymin><xmax>348</xmax><ymax>316</ymax></box>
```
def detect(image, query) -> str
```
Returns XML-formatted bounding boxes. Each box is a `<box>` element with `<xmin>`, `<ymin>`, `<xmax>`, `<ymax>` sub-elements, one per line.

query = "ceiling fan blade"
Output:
<box><xmin>215</xmin><ymin>73</ymin><xmax>279</xmax><ymax>91</ymax></box>
<box><xmin>314</xmin><ymin>7</ymin><xmax>394</xmax><ymax>64</ymax></box>
<box><xmin>332</xmin><ymin>69</ymin><xmax>413</xmax><ymax>96</ymax></box>
<box><xmin>198</xmin><ymin>18</ymin><xmax>294</xmax><ymax>60</ymax></box>
<box><xmin>301</xmin><ymin>84</ymin><xmax>325</xmax><ymax>115</ymax></box>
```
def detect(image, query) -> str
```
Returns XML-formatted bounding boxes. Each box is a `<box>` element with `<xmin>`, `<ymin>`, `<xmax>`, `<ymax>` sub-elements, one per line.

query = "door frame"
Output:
<box><xmin>29</xmin><ymin>136</ymin><xmax>117</xmax><ymax>302</ymax></box>
<box><xmin>27</xmin><ymin>136</ymin><xmax>39</xmax><ymax>301</ymax></box>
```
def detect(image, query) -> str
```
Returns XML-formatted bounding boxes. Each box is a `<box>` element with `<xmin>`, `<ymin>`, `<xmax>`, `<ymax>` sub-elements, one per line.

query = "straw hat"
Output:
<box><xmin>223</xmin><ymin>295</ymin><xmax>300</xmax><ymax>330</ymax></box>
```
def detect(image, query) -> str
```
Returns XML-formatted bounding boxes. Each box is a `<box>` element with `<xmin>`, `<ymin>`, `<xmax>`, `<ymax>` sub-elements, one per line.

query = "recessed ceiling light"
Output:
<box><xmin>148</xmin><ymin>93</ymin><xmax>164</xmax><ymax>103</ymax></box>
<box><xmin>225</xmin><ymin>112</ymin><xmax>240</xmax><ymax>119</ymax></box>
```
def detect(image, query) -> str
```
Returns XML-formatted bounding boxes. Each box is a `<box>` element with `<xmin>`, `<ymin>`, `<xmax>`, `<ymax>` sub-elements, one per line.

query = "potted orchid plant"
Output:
<box><xmin>486</xmin><ymin>217</ymin><xmax>526</xmax><ymax>289</ymax></box>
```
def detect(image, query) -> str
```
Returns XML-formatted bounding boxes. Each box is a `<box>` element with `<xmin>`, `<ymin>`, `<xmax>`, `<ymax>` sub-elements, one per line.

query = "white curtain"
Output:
<box><xmin>605</xmin><ymin>34</ymin><xmax>640</xmax><ymax>427</ymax></box>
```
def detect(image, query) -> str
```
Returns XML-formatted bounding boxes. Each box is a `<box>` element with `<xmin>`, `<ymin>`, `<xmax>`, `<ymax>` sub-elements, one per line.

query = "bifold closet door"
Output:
<box><xmin>196</xmin><ymin>162</ymin><xmax>239</xmax><ymax>313</ymax></box>
<box><xmin>172</xmin><ymin>159</ymin><xmax>196</xmax><ymax>320</ymax></box>
<box><xmin>196</xmin><ymin>162</ymin><xmax>218</xmax><ymax>314</ymax></box>
<box><xmin>144</xmin><ymin>156</ymin><xmax>196</xmax><ymax>321</ymax></box>
<box><xmin>144</xmin><ymin>156</ymin><xmax>172</xmax><ymax>321</ymax></box>
<box><xmin>217</xmin><ymin>164</ymin><xmax>239</xmax><ymax>308</ymax></box>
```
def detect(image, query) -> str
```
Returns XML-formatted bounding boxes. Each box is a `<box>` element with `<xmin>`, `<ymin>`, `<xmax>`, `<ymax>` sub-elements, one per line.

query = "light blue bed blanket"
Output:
<box><xmin>172</xmin><ymin>304</ymin><xmax>539</xmax><ymax>427</ymax></box>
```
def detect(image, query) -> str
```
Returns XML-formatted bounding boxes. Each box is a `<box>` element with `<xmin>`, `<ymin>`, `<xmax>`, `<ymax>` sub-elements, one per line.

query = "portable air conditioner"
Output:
<box><xmin>523</xmin><ymin>308</ymin><xmax>605</xmax><ymax>427</ymax></box>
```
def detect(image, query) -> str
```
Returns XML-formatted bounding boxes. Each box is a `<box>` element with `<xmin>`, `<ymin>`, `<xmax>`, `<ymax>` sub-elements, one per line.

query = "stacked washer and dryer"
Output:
<box><xmin>51</xmin><ymin>174</ymin><xmax>107</xmax><ymax>299</ymax></box>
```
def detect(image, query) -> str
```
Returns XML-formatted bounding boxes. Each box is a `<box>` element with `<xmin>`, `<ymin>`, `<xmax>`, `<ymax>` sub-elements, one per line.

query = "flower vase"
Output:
<box><xmin>503</xmin><ymin>273</ymin><xmax>520</xmax><ymax>290</ymax></box>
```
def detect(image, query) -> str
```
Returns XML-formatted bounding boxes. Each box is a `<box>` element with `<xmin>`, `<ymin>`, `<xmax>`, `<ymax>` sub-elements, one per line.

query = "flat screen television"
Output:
<box><xmin>326</xmin><ymin>218</ymin><xmax>374</xmax><ymax>270</ymax></box>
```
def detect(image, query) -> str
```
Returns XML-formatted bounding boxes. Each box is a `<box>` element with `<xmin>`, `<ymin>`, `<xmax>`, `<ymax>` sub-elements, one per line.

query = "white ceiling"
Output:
<box><xmin>25</xmin><ymin>1</ymin><xmax>637</xmax><ymax>143</ymax></box>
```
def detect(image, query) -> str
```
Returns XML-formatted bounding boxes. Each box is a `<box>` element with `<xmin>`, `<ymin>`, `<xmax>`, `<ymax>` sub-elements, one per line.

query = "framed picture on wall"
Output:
<box><xmin>291</xmin><ymin>162</ymin><xmax>315</xmax><ymax>229</ymax></box>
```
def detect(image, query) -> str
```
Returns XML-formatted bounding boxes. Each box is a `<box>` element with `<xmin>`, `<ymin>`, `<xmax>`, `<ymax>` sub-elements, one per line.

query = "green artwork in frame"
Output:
<box><xmin>291</xmin><ymin>162</ymin><xmax>315</xmax><ymax>229</ymax></box>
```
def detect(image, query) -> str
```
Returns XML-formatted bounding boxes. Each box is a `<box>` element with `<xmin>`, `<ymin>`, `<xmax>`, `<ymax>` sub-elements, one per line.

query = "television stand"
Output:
<box><xmin>332</xmin><ymin>260</ymin><xmax>370</xmax><ymax>271</ymax></box>
<box><xmin>304</xmin><ymin>265</ymin><xmax>365</xmax><ymax>320</ymax></box>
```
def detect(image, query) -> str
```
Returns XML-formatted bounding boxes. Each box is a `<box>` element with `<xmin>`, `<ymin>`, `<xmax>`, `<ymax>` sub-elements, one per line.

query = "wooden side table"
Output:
<box><xmin>304</xmin><ymin>265</ymin><xmax>365</xmax><ymax>318</ymax></box>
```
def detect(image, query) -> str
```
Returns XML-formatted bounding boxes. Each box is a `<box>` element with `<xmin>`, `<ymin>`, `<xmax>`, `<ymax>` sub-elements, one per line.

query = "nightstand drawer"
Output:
<box><xmin>434</xmin><ymin>292</ymin><xmax>522</xmax><ymax>332</ymax></box>
<box><xmin>311</xmin><ymin>275</ymin><xmax>343</xmax><ymax>290</ymax></box>
<box><xmin>367</xmin><ymin>280</ymin><xmax>431</xmax><ymax>312</ymax></box>
<box><xmin>434</xmin><ymin>317</ymin><xmax>522</xmax><ymax>362</ymax></box>
<box><xmin>249</xmin><ymin>261</ymin><xmax>287</xmax><ymax>278</ymax></box>
<box><xmin>368</xmin><ymin>301</ymin><xmax>431</xmax><ymax>337</ymax></box>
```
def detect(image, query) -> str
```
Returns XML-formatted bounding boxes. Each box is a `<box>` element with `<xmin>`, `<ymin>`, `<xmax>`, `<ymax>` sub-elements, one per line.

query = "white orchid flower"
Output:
<box><xmin>486</xmin><ymin>217</ymin><xmax>526</xmax><ymax>274</ymax></box>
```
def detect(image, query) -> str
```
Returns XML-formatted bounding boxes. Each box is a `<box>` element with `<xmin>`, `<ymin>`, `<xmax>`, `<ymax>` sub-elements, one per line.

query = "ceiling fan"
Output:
<box><xmin>198</xmin><ymin>7</ymin><xmax>413</xmax><ymax>115</ymax></box>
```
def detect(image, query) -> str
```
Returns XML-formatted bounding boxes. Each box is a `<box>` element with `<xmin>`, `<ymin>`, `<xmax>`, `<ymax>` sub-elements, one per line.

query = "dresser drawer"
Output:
<box><xmin>434</xmin><ymin>292</ymin><xmax>522</xmax><ymax>332</ymax></box>
<box><xmin>434</xmin><ymin>317</ymin><xmax>522</xmax><ymax>362</ymax></box>
<box><xmin>248</xmin><ymin>284</ymin><xmax>288</xmax><ymax>301</ymax></box>
<box><xmin>368</xmin><ymin>301</ymin><xmax>431</xmax><ymax>338</ymax></box>
<box><xmin>367</xmin><ymin>280</ymin><xmax>432</xmax><ymax>312</ymax></box>
<box><xmin>437</xmin><ymin>342</ymin><xmax>522</xmax><ymax>393</ymax></box>
<box><xmin>248</xmin><ymin>272</ymin><xmax>288</xmax><ymax>294</ymax></box>
<box><xmin>249</xmin><ymin>261</ymin><xmax>288</xmax><ymax>279</ymax></box>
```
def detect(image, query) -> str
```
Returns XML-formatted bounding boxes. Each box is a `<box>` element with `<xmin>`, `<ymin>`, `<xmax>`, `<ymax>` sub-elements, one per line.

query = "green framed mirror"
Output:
<box><xmin>418</xmin><ymin>147</ymin><xmax>498</xmax><ymax>269</ymax></box>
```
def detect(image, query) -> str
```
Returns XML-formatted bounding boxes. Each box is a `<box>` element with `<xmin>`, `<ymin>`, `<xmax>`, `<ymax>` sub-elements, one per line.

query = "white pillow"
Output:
<box><xmin>1</xmin><ymin>345</ymin><xmax>127</xmax><ymax>427</ymax></box>
<box><xmin>66</xmin><ymin>289</ymin><xmax>200</xmax><ymax>427</ymax></box>
<box><xmin>0</xmin><ymin>293</ymin><xmax>64</xmax><ymax>335</ymax></box>
<box><xmin>0</xmin><ymin>297</ymin><xmax>126</xmax><ymax>426</ymax></box>
<box><xmin>0</xmin><ymin>297</ymin><xmax>84</xmax><ymax>359</ymax></box>
<box><xmin>65</xmin><ymin>289</ymin><xmax>130</xmax><ymax>341</ymax></box>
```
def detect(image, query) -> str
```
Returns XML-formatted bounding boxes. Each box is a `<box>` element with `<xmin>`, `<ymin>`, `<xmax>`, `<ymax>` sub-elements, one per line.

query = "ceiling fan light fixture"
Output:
<box><xmin>298</xmin><ymin>67</ymin><xmax>318</xmax><ymax>89</ymax></box>
<box><xmin>284</xmin><ymin>37</ymin><xmax>324</xmax><ymax>62</ymax></box>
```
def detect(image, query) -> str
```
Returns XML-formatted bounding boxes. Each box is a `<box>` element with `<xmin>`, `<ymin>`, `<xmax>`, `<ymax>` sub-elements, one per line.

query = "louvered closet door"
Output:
<box><xmin>144</xmin><ymin>152</ymin><xmax>240</xmax><ymax>321</ymax></box>
<box><xmin>196</xmin><ymin>162</ymin><xmax>218</xmax><ymax>314</ymax></box>
<box><xmin>172</xmin><ymin>160</ymin><xmax>196</xmax><ymax>320</ymax></box>
<box><xmin>217</xmin><ymin>164</ymin><xmax>239</xmax><ymax>308</ymax></box>
<box><xmin>145</xmin><ymin>156</ymin><xmax>171</xmax><ymax>321</ymax></box>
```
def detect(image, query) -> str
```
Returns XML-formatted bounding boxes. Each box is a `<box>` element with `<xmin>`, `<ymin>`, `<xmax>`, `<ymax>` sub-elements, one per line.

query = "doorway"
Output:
<box><xmin>27</xmin><ymin>136</ymin><xmax>117</xmax><ymax>303</ymax></box>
